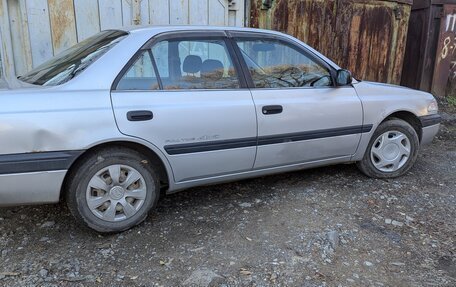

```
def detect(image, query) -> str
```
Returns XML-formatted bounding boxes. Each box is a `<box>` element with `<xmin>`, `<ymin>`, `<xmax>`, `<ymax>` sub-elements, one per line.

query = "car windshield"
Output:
<box><xmin>18</xmin><ymin>30</ymin><xmax>128</xmax><ymax>86</ymax></box>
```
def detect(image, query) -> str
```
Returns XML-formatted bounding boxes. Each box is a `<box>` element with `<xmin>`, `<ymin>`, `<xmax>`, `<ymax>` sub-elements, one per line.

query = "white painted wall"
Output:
<box><xmin>0</xmin><ymin>0</ymin><xmax>245</xmax><ymax>79</ymax></box>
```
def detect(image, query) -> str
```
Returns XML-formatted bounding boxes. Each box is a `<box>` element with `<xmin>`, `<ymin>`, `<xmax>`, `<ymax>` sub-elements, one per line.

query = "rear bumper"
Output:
<box><xmin>419</xmin><ymin>114</ymin><xmax>441</xmax><ymax>146</ymax></box>
<box><xmin>0</xmin><ymin>150</ymin><xmax>81</xmax><ymax>206</ymax></box>
<box><xmin>0</xmin><ymin>171</ymin><xmax>65</xmax><ymax>206</ymax></box>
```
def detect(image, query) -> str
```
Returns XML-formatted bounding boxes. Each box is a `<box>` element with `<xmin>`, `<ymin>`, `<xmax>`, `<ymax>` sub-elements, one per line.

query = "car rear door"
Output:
<box><xmin>111</xmin><ymin>31</ymin><xmax>257</xmax><ymax>182</ymax></box>
<box><xmin>230</xmin><ymin>32</ymin><xmax>365</xmax><ymax>169</ymax></box>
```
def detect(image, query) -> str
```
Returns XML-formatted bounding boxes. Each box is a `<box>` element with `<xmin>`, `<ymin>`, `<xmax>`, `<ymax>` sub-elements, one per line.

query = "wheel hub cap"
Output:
<box><xmin>383</xmin><ymin>143</ymin><xmax>400</xmax><ymax>160</ymax></box>
<box><xmin>370</xmin><ymin>130</ymin><xmax>411</xmax><ymax>173</ymax></box>
<box><xmin>109</xmin><ymin>186</ymin><xmax>125</xmax><ymax>200</ymax></box>
<box><xmin>85</xmin><ymin>164</ymin><xmax>147</xmax><ymax>222</ymax></box>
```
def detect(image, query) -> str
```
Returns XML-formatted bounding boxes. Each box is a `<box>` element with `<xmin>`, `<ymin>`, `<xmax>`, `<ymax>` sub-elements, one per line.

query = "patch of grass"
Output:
<box><xmin>448</xmin><ymin>96</ymin><xmax>456</xmax><ymax>108</ymax></box>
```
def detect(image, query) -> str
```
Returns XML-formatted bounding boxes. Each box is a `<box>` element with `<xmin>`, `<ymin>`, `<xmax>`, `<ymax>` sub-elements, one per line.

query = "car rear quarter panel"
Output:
<box><xmin>351</xmin><ymin>81</ymin><xmax>436</xmax><ymax>161</ymax></box>
<box><xmin>0</xmin><ymin>30</ymin><xmax>159</xmax><ymax>155</ymax></box>
<box><xmin>0</xmin><ymin>88</ymin><xmax>120</xmax><ymax>154</ymax></box>
<box><xmin>0</xmin><ymin>87</ymin><xmax>174</xmax><ymax>205</ymax></box>
<box><xmin>0</xmin><ymin>88</ymin><xmax>120</xmax><ymax>205</ymax></box>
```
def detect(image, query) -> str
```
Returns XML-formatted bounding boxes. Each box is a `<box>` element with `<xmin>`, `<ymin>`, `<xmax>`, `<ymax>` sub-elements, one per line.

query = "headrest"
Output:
<box><xmin>201</xmin><ymin>59</ymin><xmax>224</xmax><ymax>81</ymax></box>
<box><xmin>183</xmin><ymin>55</ymin><xmax>202</xmax><ymax>74</ymax></box>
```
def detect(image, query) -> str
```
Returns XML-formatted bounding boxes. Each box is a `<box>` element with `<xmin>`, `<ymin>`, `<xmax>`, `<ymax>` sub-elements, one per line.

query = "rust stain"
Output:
<box><xmin>250</xmin><ymin>0</ymin><xmax>260</xmax><ymax>28</ymax></box>
<box><xmin>250</xmin><ymin>0</ymin><xmax>412</xmax><ymax>84</ymax></box>
<box><xmin>273</xmin><ymin>0</ymin><xmax>288</xmax><ymax>33</ymax></box>
<box><xmin>48</xmin><ymin>0</ymin><xmax>77</xmax><ymax>54</ymax></box>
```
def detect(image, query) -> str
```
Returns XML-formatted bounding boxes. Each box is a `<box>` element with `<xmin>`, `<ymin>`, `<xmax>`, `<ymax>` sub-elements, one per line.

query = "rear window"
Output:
<box><xmin>18</xmin><ymin>30</ymin><xmax>127</xmax><ymax>86</ymax></box>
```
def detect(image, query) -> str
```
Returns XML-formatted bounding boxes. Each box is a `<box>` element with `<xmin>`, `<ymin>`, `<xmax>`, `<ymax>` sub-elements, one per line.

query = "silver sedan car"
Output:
<box><xmin>0</xmin><ymin>26</ymin><xmax>441</xmax><ymax>232</ymax></box>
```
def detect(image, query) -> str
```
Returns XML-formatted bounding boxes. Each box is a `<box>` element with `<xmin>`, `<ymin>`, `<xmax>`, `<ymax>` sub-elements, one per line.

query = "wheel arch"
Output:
<box><xmin>352</xmin><ymin>109</ymin><xmax>423</xmax><ymax>162</ymax></box>
<box><xmin>382</xmin><ymin>110</ymin><xmax>423</xmax><ymax>142</ymax></box>
<box><xmin>60</xmin><ymin>140</ymin><xmax>173</xmax><ymax>200</ymax></box>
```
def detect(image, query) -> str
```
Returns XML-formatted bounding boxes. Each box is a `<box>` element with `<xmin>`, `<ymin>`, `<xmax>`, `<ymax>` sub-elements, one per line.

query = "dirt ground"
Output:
<box><xmin>1</xmin><ymin>118</ymin><xmax>455</xmax><ymax>287</ymax></box>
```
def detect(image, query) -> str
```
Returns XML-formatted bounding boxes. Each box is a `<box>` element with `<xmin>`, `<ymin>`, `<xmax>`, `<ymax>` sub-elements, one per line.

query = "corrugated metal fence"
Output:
<box><xmin>0</xmin><ymin>0</ymin><xmax>244</xmax><ymax>79</ymax></box>
<box><xmin>250</xmin><ymin>0</ymin><xmax>412</xmax><ymax>85</ymax></box>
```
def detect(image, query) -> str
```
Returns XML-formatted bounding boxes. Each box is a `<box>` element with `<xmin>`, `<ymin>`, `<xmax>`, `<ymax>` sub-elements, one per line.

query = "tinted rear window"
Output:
<box><xmin>18</xmin><ymin>30</ymin><xmax>127</xmax><ymax>86</ymax></box>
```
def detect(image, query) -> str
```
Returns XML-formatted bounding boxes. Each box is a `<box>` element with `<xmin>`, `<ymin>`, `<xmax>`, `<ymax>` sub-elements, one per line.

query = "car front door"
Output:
<box><xmin>231</xmin><ymin>33</ymin><xmax>365</xmax><ymax>169</ymax></box>
<box><xmin>111</xmin><ymin>32</ymin><xmax>257</xmax><ymax>182</ymax></box>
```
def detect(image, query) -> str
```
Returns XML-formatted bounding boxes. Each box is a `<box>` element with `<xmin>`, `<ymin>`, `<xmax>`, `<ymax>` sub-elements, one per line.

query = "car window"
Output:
<box><xmin>235</xmin><ymin>38</ymin><xmax>332</xmax><ymax>88</ymax></box>
<box><xmin>18</xmin><ymin>30</ymin><xmax>127</xmax><ymax>86</ymax></box>
<box><xmin>151</xmin><ymin>41</ymin><xmax>169</xmax><ymax>78</ymax></box>
<box><xmin>151</xmin><ymin>39</ymin><xmax>240</xmax><ymax>90</ymax></box>
<box><xmin>116</xmin><ymin>50</ymin><xmax>159</xmax><ymax>90</ymax></box>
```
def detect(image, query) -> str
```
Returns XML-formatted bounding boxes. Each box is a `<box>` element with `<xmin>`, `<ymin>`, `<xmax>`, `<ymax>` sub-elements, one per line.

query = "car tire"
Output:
<box><xmin>66</xmin><ymin>147</ymin><xmax>160</xmax><ymax>233</ymax></box>
<box><xmin>357</xmin><ymin>119</ymin><xmax>420</xmax><ymax>179</ymax></box>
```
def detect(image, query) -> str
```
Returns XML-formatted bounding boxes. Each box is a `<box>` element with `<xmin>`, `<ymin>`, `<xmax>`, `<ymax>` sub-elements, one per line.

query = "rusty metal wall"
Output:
<box><xmin>401</xmin><ymin>0</ymin><xmax>441</xmax><ymax>92</ymax></box>
<box><xmin>401</xmin><ymin>0</ymin><xmax>456</xmax><ymax>98</ymax></box>
<box><xmin>250</xmin><ymin>0</ymin><xmax>412</xmax><ymax>84</ymax></box>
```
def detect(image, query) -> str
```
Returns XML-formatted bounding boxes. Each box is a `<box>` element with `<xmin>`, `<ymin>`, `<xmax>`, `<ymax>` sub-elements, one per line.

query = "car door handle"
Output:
<box><xmin>127</xmin><ymin>110</ymin><xmax>153</xmax><ymax>121</ymax></box>
<box><xmin>262</xmin><ymin>105</ymin><xmax>283</xmax><ymax>115</ymax></box>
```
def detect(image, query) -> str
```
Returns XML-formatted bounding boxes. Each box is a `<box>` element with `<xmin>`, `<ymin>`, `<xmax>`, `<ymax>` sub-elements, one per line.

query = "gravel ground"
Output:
<box><xmin>0</xmin><ymin>122</ymin><xmax>455</xmax><ymax>287</ymax></box>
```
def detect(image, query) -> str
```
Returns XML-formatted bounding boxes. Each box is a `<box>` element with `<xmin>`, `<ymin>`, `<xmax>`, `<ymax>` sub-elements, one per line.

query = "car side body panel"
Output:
<box><xmin>250</xmin><ymin>87</ymin><xmax>364</xmax><ymax>169</ymax></box>
<box><xmin>0</xmin><ymin>26</ymin><xmax>441</xmax><ymax>207</ymax></box>
<box><xmin>0</xmin><ymin>88</ymin><xmax>175</xmax><ymax>206</ymax></box>
<box><xmin>111</xmin><ymin>89</ymin><xmax>258</xmax><ymax>183</ymax></box>
<box><xmin>0</xmin><ymin>89</ymin><xmax>118</xmax><ymax>155</ymax></box>
<box><xmin>169</xmin><ymin>155</ymin><xmax>352</xmax><ymax>193</ymax></box>
<box><xmin>351</xmin><ymin>81</ymin><xmax>440</xmax><ymax>161</ymax></box>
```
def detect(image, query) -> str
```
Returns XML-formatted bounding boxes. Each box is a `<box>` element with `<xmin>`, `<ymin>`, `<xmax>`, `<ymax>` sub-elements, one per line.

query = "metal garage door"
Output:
<box><xmin>0</xmin><ymin>0</ymin><xmax>245</xmax><ymax>79</ymax></box>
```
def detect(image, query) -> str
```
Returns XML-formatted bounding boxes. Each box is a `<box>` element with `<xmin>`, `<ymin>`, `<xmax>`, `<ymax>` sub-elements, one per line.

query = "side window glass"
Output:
<box><xmin>235</xmin><ymin>38</ymin><xmax>332</xmax><ymax>88</ymax></box>
<box><xmin>151</xmin><ymin>41</ymin><xmax>169</xmax><ymax>78</ymax></box>
<box><xmin>117</xmin><ymin>49</ymin><xmax>159</xmax><ymax>90</ymax></box>
<box><xmin>151</xmin><ymin>39</ymin><xmax>240</xmax><ymax>90</ymax></box>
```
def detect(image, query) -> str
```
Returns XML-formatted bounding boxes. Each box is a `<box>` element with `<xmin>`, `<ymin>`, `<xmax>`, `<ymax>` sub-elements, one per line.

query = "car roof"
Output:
<box><xmin>120</xmin><ymin>25</ymin><xmax>285</xmax><ymax>36</ymax></box>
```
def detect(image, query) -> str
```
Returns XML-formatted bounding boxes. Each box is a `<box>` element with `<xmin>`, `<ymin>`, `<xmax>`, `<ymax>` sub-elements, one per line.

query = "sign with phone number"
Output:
<box><xmin>432</xmin><ymin>6</ymin><xmax>456</xmax><ymax>97</ymax></box>
<box><xmin>442</xmin><ymin>35</ymin><xmax>456</xmax><ymax>84</ymax></box>
<box><xmin>441</xmin><ymin>36</ymin><xmax>456</xmax><ymax>60</ymax></box>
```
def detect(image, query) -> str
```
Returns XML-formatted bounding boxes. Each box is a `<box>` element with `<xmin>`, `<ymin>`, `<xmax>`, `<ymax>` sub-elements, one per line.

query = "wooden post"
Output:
<box><xmin>0</xmin><ymin>19</ymin><xmax>3</xmax><ymax>79</ymax></box>
<box><xmin>7</xmin><ymin>0</ymin><xmax>33</xmax><ymax>75</ymax></box>
<box><xmin>0</xmin><ymin>0</ymin><xmax>17</xmax><ymax>81</ymax></box>
<box><xmin>133</xmin><ymin>0</ymin><xmax>141</xmax><ymax>25</ymax></box>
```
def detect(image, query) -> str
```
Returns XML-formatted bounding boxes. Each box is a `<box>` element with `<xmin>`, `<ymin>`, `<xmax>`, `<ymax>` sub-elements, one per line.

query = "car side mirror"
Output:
<box><xmin>336</xmin><ymin>69</ymin><xmax>353</xmax><ymax>86</ymax></box>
